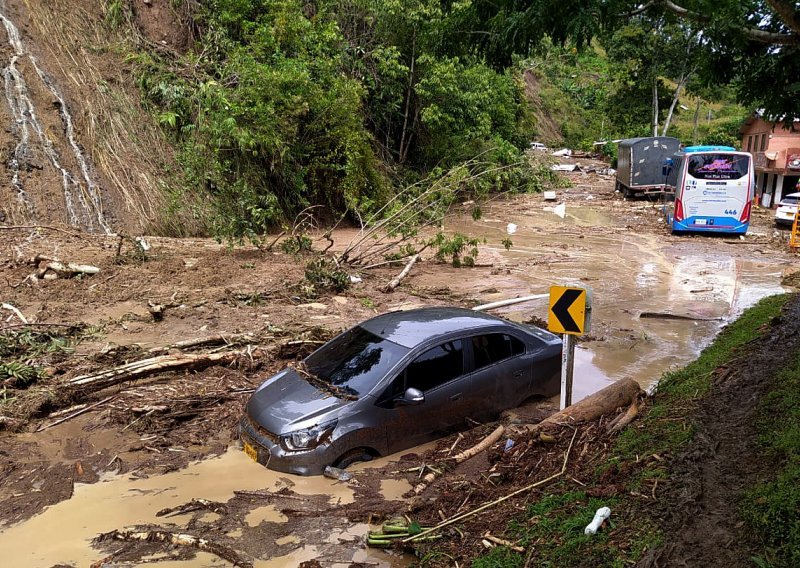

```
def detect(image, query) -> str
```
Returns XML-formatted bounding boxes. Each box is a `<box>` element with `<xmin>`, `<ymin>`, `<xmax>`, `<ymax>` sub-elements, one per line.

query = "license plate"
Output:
<box><xmin>243</xmin><ymin>440</ymin><xmax>258</xmax><ymax>462</ymax></box>
<box><xmin>694</xmin><ymin>219</ymin><xmax>707</xmax><ymax>225</ymax></box>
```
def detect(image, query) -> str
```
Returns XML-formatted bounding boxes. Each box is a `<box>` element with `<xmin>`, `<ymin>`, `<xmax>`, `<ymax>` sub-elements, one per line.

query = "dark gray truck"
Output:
<box><xmin>615</xmin><ymin>136</ymin><xmax>681</xmax><ymax>197</ymax></box>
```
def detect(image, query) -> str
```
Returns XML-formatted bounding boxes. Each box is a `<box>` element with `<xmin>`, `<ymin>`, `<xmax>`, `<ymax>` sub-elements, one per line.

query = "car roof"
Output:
<box><xmin>781</xmin><ymin>192</ymin><xmax>800</xmax><ymax>200</ymax></box>
<box><xmin>359</xmin><ymin>307</ymin><xmax>517</xmax><ymax>349</ymax></box>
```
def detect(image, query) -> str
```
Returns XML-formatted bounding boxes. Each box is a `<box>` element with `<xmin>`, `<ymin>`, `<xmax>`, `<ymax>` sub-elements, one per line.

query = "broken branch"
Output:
<box><xmin>383</xmin><ymin>254</ymin><xmax>419</xmax><ymax>293</ymax></box>
<box><xmin>96</xmin><ymin>529</ymin><xmax>251</xmax><ymax>568</ymax></box>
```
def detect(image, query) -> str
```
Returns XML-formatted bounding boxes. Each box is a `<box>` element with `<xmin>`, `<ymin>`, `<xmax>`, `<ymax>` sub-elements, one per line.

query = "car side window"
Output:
<box><xmin>471</xmin><ymin>333</ymin><xmax>525</xmax><ymax>371</ymax></box>
<box><xmin>404</xmin><ymin>340</ymin><xmax>464</xmax><ymax>393</ymax></box>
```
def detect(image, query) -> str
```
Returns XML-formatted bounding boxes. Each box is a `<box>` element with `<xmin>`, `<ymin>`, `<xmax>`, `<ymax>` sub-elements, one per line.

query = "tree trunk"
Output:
<box><xmin>662</xmin><ymin>73</ymin><xmax>690</xmax><ymax>136</ymax></box>
<box><xmin>513</xmin><ymin>378</ymin><xmax>642</xmax><ymax>434</ymax></box>
<box><xmin>397</xmin><ymin>31</ymin><xmax>417</xmax><ymax>164</ymax></box>
<box><xmin>652</xmin><ymin>79</ymin><xmax>659</xmax><ymax>137</ymax></box>
<box><xmin>692</xmin><ymin>99</ymin><xmax>701</xmax><ymax>144</ymax></box>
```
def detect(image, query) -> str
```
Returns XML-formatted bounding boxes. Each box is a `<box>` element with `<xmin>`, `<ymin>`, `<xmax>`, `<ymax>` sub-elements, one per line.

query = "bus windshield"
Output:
<box><xmin>687</xmin><ymin>153</ymin><xmax>749</xmax><ymax>180</ymax></box>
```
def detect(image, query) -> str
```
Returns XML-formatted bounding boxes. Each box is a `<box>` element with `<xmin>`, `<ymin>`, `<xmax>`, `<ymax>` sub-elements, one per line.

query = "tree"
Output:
<box><xmin>455</xmin><ymin>0</ymin><xmax>800</xmax><ymax>121</ymax></box>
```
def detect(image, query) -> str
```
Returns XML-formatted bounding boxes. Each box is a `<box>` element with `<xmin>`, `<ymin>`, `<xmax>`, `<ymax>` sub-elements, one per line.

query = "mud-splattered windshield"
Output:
<box><xmin>305</xmin><ymin>327</ymin><xmax>409</xmax><ymax>397</ymax></box>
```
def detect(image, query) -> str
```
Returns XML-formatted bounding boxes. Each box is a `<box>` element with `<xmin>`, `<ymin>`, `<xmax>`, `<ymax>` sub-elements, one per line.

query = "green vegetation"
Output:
<box><xmin>129</xmin><ymin>0</ymin><xmax>547</xmax><ymax>244</ymax></box>
<box><xmin>471</xmin><ymin>294</ymin><xmax>790</xmax><ymax>566</ymax></box>
<box><xmin>0</xmin><ymin>326</ymin><xmax>93</xmax><ymax>388</ymax></box>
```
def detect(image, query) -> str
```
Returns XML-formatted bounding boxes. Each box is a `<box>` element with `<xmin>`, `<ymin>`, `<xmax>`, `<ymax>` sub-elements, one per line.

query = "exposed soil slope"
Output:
<box><xmin>0</xmin><ymin>0</ymin><xmax>187</xmax><ymax>233</ymax></box>
<box><xmin>638</xmin><ymin>295</ymin><xmax>800</xmax><ymax>567</ymax></box>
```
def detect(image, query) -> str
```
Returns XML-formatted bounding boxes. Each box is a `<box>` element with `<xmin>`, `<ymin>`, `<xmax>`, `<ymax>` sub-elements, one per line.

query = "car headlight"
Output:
<box><xmin>280</xmin><ymin>420</ymin><xmax>337</xmax><ymax>451</ymax></box>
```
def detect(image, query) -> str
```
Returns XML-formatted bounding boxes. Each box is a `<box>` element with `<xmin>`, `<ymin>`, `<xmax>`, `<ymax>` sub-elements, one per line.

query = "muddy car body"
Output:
<box><xmin>240</xmin><ymin>307</ymin><xmax>562</xmax><ymax>475</ymax></box>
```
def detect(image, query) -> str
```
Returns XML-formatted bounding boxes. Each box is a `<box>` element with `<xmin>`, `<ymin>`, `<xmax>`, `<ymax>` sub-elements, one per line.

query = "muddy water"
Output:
<box><xmin>453</xmin><ymin>202</ymin><xmax>788</xmax><ymax>397</ymax></box>
<box><xmin>0</xmin><ymin>445</ymin><xmax>414</xmax><ymax>567</ymax></box>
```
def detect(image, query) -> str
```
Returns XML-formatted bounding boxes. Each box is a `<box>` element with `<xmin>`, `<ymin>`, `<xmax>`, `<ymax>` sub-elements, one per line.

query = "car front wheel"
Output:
<box><xmin>334</xmin><ymin>448</ymin><xmax>375</xmax><ymax>469</ymax></box>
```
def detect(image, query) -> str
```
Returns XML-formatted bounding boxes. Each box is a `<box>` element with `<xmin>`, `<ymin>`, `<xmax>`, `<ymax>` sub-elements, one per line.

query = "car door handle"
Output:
<box><xmin>450</xmin><ymin>393</ymin><xmax>462</xmax><ymax>401</ymax></box>
<box><xmin>513</xmin><ymin>370</ymin><xmax>524</xmax><ymax>379</ymax></box>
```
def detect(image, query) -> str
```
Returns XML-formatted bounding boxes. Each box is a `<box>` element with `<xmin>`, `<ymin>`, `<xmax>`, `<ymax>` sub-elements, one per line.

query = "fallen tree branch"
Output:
<box><xmin>607</xmin><ymin>400</ymin><xmax>640</xmax><ymax>434</ymax></box>
<box><xmin>29</xmin><ymin>254</ymin><xmax>100</xmax><ymax>280</ymax></box>
<box><xmin>96</xmin><ymin>529</ymin><xmax>251</xmax><ymax>567</ymax></box>
<box><xmin>0</xmin><ymin>224</ymin><xmax>85</xmax><ymax>237</ymax></box>
<box><xmin>66</xmin><ymin>349</ymin><xmax>262</xmax><ymax>394</ymax></box>
<box><xmin>147</xmin><ymin>334</ymin><xmax>255</xmax><ymax>354</ymax></box>
<box><xmin>156</xmin><ymin>498</ymin><xmax>228</xmax><ymax>518</ymax></box>
<box><xmin>383</xmin><ymin>254</ymin><xmax>419</xmax><ymax>292</ymax></box>
<box><xmin>413</xmin><ymin>425</ymin><xmax>506</xmax><ymax>494</ymax></box>
<box><xmin>36</xmin><ymin>395</ymin><xmax>117</xmax><ymax>432</ymax></box>
<box><xmin>1</xmin><ymin>303</ymin><xmax>28</xmax><ymax>324</ymax></box>
<box><xmin>512</xmin><ymin>378</ymin><xmax>642</xmax><ymax>435</ymax></box>
<box><xmin>404</xmin><ymin>428</ymin><xmax>579</xmax><ymax>543</ymax></box>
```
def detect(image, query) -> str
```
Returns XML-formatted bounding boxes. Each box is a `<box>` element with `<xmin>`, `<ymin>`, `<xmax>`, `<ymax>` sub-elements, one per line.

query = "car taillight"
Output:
<box><xmin>739</xmin><ymin>201</ymin><xmax>751</xmax><ymax>222</ymax></box>
<box><xmin>674</xmin><ymin>198</ymin><xmax>684</xmax><ymax>222</ymax></box>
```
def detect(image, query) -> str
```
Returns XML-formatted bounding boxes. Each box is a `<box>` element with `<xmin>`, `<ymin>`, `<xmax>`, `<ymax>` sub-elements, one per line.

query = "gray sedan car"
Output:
<box><xmin>239</xmin><ymin>307</ymin><xmax>561</xmax><ymax>475</ymax></box>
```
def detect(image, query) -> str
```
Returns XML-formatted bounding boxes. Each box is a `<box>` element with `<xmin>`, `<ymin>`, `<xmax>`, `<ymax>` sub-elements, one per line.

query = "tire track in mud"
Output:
<box><xmin>0</xmin><ymin>9</ymin><xmax>110</xmax><ymax>233</ymax></box>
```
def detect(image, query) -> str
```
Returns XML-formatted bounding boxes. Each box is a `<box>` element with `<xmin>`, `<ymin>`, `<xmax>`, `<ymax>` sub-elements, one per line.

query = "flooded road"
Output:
<box><xmin>0</xmin><ymin>192</ymin><xmax>792</xmax><ymax>567</ymax></box>
<box><xmin>452</xmin><ymin>198</ymin><xmax>788</xmax><ymax>399</ymax></box>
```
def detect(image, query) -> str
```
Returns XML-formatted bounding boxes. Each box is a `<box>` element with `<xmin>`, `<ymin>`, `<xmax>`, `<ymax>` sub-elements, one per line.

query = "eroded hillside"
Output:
<box><xmin>0</xmin><ymin>0</ymin><xmax>190</xmax><ymax>233</ymax></box>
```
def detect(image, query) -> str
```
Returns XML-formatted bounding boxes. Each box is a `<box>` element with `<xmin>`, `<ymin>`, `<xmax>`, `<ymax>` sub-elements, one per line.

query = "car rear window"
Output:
<box><xmin>471</xmin><ymin>333</ymin><xmax>525</xmax><ymax>371</ymax></box>
<box><xmin>781</xmin><ymin>196</ymin><xmax>800</xmax><ymax>205</ymax></box>
<box><xmin>305</xmin><ymin>326</ymin><xmax>409</xmax><ymax>396</ymax></box>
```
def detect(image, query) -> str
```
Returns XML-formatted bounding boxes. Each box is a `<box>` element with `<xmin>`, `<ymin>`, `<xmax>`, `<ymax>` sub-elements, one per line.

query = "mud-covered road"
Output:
<box><xmin>0</xmin><ymin>167</ymin><xmax>796</xmax><ymax>567</ymax></box>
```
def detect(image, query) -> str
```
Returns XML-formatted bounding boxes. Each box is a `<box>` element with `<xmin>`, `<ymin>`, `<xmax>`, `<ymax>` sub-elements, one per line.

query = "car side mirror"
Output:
<box><xmin>396</xmin><ymin>387</ymin><xmax>424</xmax><ymax>406</ymax></box>
<box><xmin>662</xmin><ymin>159</ymin><xmax>674</xmax><ymax>177</ymax></box>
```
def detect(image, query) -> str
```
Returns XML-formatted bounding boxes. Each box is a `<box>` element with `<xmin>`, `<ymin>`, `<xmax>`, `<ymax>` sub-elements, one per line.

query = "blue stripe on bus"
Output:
<box><xmin>672</xmin><ymin>216</ymin><xmax>748</xmax><ymax>234</ymax></box>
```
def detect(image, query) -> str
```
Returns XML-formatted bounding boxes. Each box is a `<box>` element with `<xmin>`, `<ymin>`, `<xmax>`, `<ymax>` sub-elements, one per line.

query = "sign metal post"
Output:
<box><xmin>548</xmin><ymin>285</ymin><xmax>591</xmax><ymax>411</ymax></box>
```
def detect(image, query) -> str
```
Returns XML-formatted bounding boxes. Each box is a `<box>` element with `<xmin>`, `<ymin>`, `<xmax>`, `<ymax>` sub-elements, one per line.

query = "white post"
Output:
<box><xmin>776</xmin><ymin>174</ymin><xmax>785</xmax><ymax>205</ymax></box>
<box><xmin>560</xmin><ymin>334</ymin><xmax>575</xmax><ymax>410</ymax></box>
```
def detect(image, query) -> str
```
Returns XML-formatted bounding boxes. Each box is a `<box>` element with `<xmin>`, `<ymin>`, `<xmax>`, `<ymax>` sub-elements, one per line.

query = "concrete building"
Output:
<box><xmin>740</xmin><ymin>113</ymin><xmax>800</xmax><ymax>207</ymax></box>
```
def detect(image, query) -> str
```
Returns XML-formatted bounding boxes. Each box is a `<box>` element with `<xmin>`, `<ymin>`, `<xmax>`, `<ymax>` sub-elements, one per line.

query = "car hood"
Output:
<box><xmin>246</xmin><ymin>368</ymin><xmax>349</xmax><ymax>435</ymax></box>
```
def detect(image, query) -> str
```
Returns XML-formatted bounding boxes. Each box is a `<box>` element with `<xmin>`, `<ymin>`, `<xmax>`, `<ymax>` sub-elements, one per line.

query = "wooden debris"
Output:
<box><xmin>96</xmin><ymin>529</ymin><xmax>252</xmax><ymax>567</ymax></box>
<box><xmin>36</xmin><ymin>395</ymin><xmax>117</xmax><ymax>432</ymax></box>
<box><xmin>147</xmin><ymin>301</ymin><xmax>165</xmax><ymax>321</ymax></box>
<box><xmin>29</xmin><ymin>254</ymin><xmax>99</xmax><ymax>280</ymax></box>
<box><xmin>606</xmin><ymin>400</ymin><xmax>640</xmax><ymax>434</ymax></box>
<box><xmin>1</xmin><ymin>303</ymin><xmax>28</xmax><ymax>324</ymax></box>
<box><xmin>0</xmin><ymin>416</ymin><xmax>23</xmax><ymax>430</ymax></box>
<box><xmin>513</xmin><ymin>378</ymin><xmax>642</xmax><ymax>435</ymax></box>
<box><xmin>404</xmin><ymin>428</ymin><xmax>579</xmax><ymax>544</ymax></box>
<box><xmin>638</xmin><ymin>311</ymin><xmax>721</xmax><ymax>322</ymax></box>
<box><xmin>66</xmin><ymin>349</ymin><xmax>262</xmax><ymax>394</ymax></box>
<box><xmin>414</xmin><ymin>379</ymin><xmax>642</xmax><ymax>495</ymax></box>
<box><xmin>156</xmin><ymin>498</ymin><xmax>228</xmax><ymax>518</ymax></box>
<box><xmin>383</xmin><ymin>254</ymin><xmax>419</xmax><ymax>292</ymax></box>
<box><xmin>147</xmin><ymin>334</ymin><xmax>255</xmax><ymax>354</ymax></box>
<box><xmin>483</xmin><ymin>532</ymin><xmax>525</xmax><ymax>552</ymax></box>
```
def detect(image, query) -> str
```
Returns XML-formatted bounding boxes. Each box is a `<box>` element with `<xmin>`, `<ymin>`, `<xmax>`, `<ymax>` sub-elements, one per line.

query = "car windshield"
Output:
<box><xmin>304</xmin><ymin>326</ymin><xmax>410</xmax><ymax>397</ymax></box>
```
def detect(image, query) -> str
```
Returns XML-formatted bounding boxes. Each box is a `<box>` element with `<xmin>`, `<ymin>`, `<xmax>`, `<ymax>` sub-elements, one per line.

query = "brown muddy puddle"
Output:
<box><xmin>0</xmin><ymin>447</ymin><xmax>411</xmax><ymax>567</ymax></box>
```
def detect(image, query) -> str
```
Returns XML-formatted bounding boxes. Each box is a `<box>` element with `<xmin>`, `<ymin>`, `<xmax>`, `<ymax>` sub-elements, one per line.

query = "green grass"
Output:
<box><xmin>469</xmin><ymin>293</ymin><xmax>790</xmax><ymax>567</ymax></box>
<box><xmin>741</xmin><ymin>348</ymin><xmax>800</xmax><ymax>567</ymax></box>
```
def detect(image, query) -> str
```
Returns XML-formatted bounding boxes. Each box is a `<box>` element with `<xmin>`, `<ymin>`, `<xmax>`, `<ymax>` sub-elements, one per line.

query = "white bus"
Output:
<box><xmin>665</xmin><ymin>145</ymin><xmax>754</xmax><ymax>235</ymax></box>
